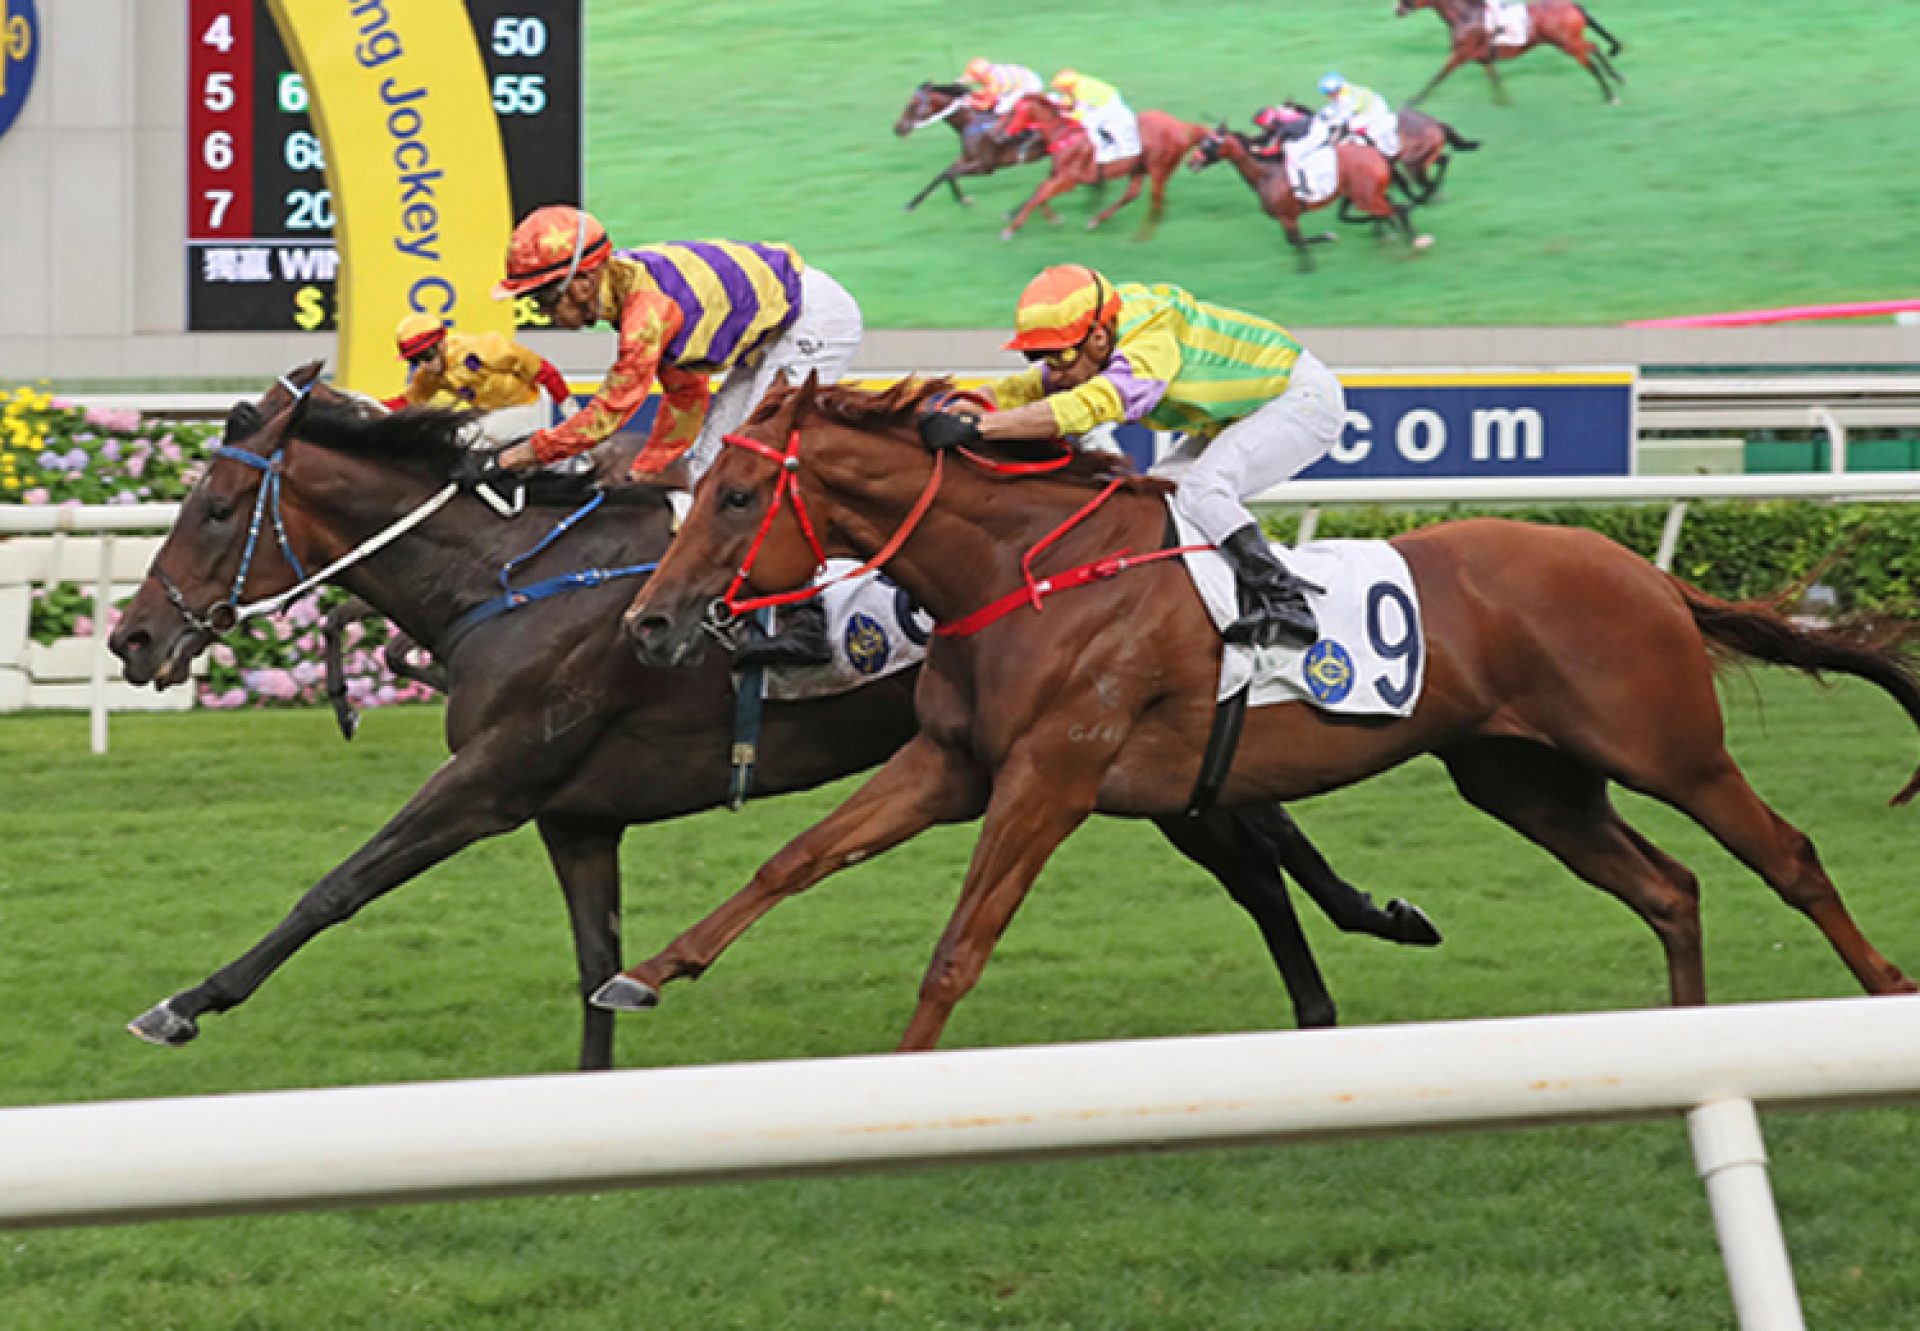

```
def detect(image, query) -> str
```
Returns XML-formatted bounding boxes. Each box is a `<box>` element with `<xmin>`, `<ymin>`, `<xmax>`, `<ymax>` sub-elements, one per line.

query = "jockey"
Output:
<box><xmin>485</xmin><ymin>205</ymin><xmax>864</xmax><ymax>485</ymax></box>
<box><xmin>919</xmin><ymin>265</ymin><xmax>1342</xmax><ymax>649</ymax></box>
<box><xmin>385</xmin><ymin>313</ymin><xmax>574</xmax><ymax>444</ymax></box>
<box><xmin>483</xmin><ymin>205</ymin><xmax>864</xmax><ymax>666</ymax></box>
<box><xmin>1316</xmin><ymin>72</ymin><xmax>1400</xmax><ymax>159</ymax></box>
<box><xmin>1048</xmin><ymin>69</ymin><xmax>1141</xmax><ymax>163</ymax></box>
<box><xmin>963</xmin><ymin>57</ymin><xmax>1042</xmax><ymax>115</ymax></box>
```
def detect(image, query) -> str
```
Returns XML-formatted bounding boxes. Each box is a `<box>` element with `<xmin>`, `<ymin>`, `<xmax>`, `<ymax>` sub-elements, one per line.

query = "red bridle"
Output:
<box><xmin>716</xmin><ymin>429</ymin><xmax>946</xmax><ymax>619</ymax></box>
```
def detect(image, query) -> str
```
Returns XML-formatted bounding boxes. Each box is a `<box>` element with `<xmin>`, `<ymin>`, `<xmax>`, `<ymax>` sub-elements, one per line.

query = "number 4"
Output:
<box><xmin>202</xmin><ymin>12</ymin><xmax>234</xmax><ymax>53</ymax></box>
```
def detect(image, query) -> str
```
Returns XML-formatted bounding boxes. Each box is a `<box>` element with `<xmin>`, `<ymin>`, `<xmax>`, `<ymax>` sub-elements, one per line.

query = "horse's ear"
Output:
<box><xmin>791</xmin><ymin>369</ymin><xmax>822</xmax><ymax>424</ymax></box>
<box><xmin>290</xmin><ymin>360</ymin><xmax>326</xmax><ymax>390</ymax></box>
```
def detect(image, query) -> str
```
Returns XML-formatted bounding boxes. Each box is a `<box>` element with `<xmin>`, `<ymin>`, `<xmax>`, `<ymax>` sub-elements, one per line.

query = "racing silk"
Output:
<box><xmin>529</xmin><ymin>241</ymin><xmax>805</xmax><ymax>469</ymax></box>
<box><xmin>993</xmin><ymin>282</ymin><xmax>1304</xmax><ymax>441</ymax></box>
<box><xmin>1320</xmin><ymin>83</ymin><xmax>1399</xmax><ymax>159</ymax></box>
<box><xmin>968</xmin><ymin>61</ymin><xmax>1042</xmax><ymax>114</ymax></box>
<box><xmin>391</xmin><ymin>332</ymin><xmax>568</xmax><ymax>412</ymax></box>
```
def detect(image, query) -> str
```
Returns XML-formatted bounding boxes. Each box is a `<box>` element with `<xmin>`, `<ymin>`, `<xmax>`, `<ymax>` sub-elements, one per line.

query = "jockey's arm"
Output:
<box><xmin>517</xmin><ymin>291</ymin><xmax>683</xmax><ymax>468</ymax></box>
<box><xmin>980</xmin><ymin>321</ymin><xmax>1178</xmax><ymax>442</ymax></box>
<box><xmin>628</xmin><ymin>364</ymin><xmax>712</xmax><ymax>476</ymax></box>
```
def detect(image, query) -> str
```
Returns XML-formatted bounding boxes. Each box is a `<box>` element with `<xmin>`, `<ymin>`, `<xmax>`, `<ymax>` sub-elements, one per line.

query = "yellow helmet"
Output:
<box><xmin>494</xmin><ymin>204</ymin><xmax>611</xmax><ymax>301</ymax></box>
<box><xmin>394</xmin><ymin>312</ymin><xmax>447</xmax><ymax>361</ymax></box>
<box><xmin>1004</xmin><ymin>265</ymin><xmax>1120</xmax><ymax>353</ymax></box>
<box><xmin>1051</xmin><ymin>69</ymin><xmax>1080</xmax><ymax>92</ymax></box>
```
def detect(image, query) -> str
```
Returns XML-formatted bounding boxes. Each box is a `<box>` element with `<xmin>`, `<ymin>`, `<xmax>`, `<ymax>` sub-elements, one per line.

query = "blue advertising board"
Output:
<box><xmin>0</xmin><ymin>0</ymin><xmax>38</xmax><ymax>142</ymax></box>
<box><xmin>595</xmin><ymin>368</ymin><xmax>1638</xmax><ymax>480</ymax></box>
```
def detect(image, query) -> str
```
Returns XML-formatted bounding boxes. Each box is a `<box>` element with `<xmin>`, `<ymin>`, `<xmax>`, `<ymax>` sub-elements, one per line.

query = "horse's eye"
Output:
<box><xmin>205</xmin><ymin>498</ymin><xmax>235</xmax><ymax>524</ymax></box>
<box><xmin>720</xmin><ymin>486</ymin><xmax>754</xmax><ymax>513</ymax></box>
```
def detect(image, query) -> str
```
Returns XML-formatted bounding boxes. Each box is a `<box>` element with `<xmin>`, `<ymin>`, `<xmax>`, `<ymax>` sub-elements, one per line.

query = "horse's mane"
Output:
<box><xmin>793</xmin><ymin>378</ymin><xmax>1171</xmax><ymax>495</ymax></box>
<box><xmin>923</xmin><ymin>80</ymin><xmax>971</xmax><ymax>98</ymax></box>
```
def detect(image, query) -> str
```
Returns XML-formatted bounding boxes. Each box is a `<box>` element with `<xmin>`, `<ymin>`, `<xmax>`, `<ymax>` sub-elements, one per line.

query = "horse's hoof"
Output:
<box><xmin>127</xmin><ymin>1001</ymin><xmax>199</xmax><ymax>1047</ymax></box>
<box><xmin>1085</xmin><ymin>220</ymin><xmax>1100</xmax><ymax>232</ymax></box>
<box><xmin>1413</xmin><ymin>234</ymin><xmax>1435</xmax><ymax>251</ymax></box>
<box><xmin>960</xmin><ymin>197</ymin><xmax>975</xmax><ymax>208</ymax></box>
<box><xmin>1385</xmin><ymin>899</ymin><xmax>1444</xmax><ymax>947</ymax></box>
<box><xmin>999</xmin><ymin>229</ymin><xmax>1016</xmax><ymax>243</ymax></box>
<box><xmin>591</xmin><ymin>976</ymin><xmax>661</xmax><ymax>1012</ymax></box>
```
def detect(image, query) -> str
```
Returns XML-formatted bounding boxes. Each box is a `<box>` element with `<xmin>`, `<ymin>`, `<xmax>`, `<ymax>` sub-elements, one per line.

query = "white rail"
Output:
<box><xmin>4</xmin><ymin>996</ymin><xmax>1918</xmax><ymax>1331</ymax></box>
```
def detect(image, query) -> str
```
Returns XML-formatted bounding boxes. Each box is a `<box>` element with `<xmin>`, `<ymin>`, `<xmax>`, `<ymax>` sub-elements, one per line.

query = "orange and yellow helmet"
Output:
<box><xmin>1051</xmin><ymin>69</ymin><xmax>1080</xmax><ymax>93</ymax></box>
<box><xmin>965</xmin><ymin>57</ymin><xmax>993</xmax><ymax>84</ymax></box>
<box><xmin>493</xmin><ymin>205</ymin><xmax>612</xmax><ymax>301</ymax></box>
<box><xmin>1004</xmin><ymin>265</ymin><xmax>1121</xmax><ymax>353</ymax></box>
<box><xmin>394</xmin><ymin>312</ymin><xmax>447</xmax><ymax>361</ymax></box>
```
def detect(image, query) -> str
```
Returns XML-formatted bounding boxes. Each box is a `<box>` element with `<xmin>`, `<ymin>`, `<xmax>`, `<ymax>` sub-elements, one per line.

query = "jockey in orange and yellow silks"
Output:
<box><xmin>387</xmin><ymin>314</ymin><xmax>571</xmax><ymax>414</ymax></box>
<box><xmin>963</xmin><ymin>57</ymin><xmax>1042</xmax><ymax>115</ymax></box>
<box><xmin>489</xmin><ymin>206</ymin><xmax>863</xmax><ymax>482</ymax></box>
<box><xmin>1048</xmin><ymin>69</ymin><xmax>1141</xmax><ymax>165</ymax></box>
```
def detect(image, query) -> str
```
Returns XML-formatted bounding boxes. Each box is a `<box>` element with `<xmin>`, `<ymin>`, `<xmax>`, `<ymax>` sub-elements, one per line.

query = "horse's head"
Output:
<box><xmin>110</xmin><ymin>363</ymin><xmax>332</xmax><ymax>688</ymax></box>
<box><xmin>1188</xmin><ymin>125</ymin><xmax>1231</xmax><ymax>171</ymax></box>
<box><xmin>895</xmin><ymin>81</ymin><xmax>943</xmax><ymax>137</ymax></box>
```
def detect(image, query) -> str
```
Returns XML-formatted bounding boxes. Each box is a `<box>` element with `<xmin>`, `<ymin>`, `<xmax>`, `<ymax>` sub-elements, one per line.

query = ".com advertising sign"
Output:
<box><xmin>1302</xmin><ymin>369</ymin><xmax>1637</xmax><ymax>479</ymax></box>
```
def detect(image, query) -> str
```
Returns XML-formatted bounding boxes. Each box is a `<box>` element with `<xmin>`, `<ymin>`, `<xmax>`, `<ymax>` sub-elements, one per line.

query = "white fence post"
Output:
<box><xmin>90</xmin><ymin>534</ymin><xmax>114</xmax><ymax>754</ymax></box>
<box><xmin>1689</xmin><ymin>1098</ymin><xmax>1805</xmax><ymax>1331</ymax></box>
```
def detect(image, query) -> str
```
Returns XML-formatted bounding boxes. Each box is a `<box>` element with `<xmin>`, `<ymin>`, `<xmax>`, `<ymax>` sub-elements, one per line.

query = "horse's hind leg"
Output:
<box><xmin>1090</xmin><ymin>173</ymin><xmax>1145</xmax><ymax>230</ymax></box>
<box><xmin>538</xmin><ymin>819</ymin><xmax>625</xmax><ymax>1071</ymax></box>
<box><xmin>1225</xmin><ymin>801</ymin><xmax>1442</xmax><ymax>946</ymax></box>
<box><xmin>1442</xmin><ymin>738</ymin><xmax>1707</xmax><ymax>1004</ymax></box>
<box><xmin>1154</xmin><ymin>810</ymin><xmax>1338</xmax><ymax>1028</ymax></box>
<box><xmin>1668</xmin><ymin>756</ymin><xmax>1915</xmax><ymax>996</ymax></box>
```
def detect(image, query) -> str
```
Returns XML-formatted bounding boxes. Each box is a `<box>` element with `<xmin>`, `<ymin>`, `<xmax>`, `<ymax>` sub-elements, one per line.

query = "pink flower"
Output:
<box><xmin>211</xmin><ymin>644</ymin><xmax>236</xmax><ymax>667</ymax></box>
<box><xmin>159</xmin><ymin>440</ymin><xmax>183</xmax><ymax>463</ymax></box>
<box><xmin>22</xmin><ymin>487</ymin><xmax>48</xmax><ymax>504</ymax></box>
<box><xmin>73</xmin><ymin>615</ymin><xmax>92</xmax><ymax>637</ymax></box>
<box><xmin>292</xmin><ymin>661</ymin><xmax>319</xmax><ymax>687</ymax></box>
<box><xmin>257</xmin><ymin>668</ymin><xmax>299</xmax><ymax>700</ymax></box>
<box><xmin>124</xmin><ymin>455</ymin><xmax>146</xmax><ymax>479</ymax></box>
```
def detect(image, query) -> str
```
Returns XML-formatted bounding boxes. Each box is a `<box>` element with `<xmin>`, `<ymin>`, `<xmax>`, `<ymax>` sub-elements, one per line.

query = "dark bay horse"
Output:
<box><xmin>615</xmin><ymin>376</ymin><xmax>1920</xmax><ymax>1051</ymax></box>
<box><xmin>995</xmin><ymin>94</ymin><xmax>1207</xmax><ymax>241</ymax></box>
<box><xmin>894</xmin><ymin>81</ymin><xmax>1049</xmax><ymax>213</ymax></box>
<box><xmin>1397</xmin><ymin>0</ymin><xmax>1624</xmax><ymax>105</ymax></box>
<box><xmin>104</xmin><ymin>366</ymin><xmax>1436</xmax><ymax>1069</ymax></box>
<box><xmin>1189</xmin><ymin>127</ymin><xmax>1430</xmax><ymax>269</ymax></box>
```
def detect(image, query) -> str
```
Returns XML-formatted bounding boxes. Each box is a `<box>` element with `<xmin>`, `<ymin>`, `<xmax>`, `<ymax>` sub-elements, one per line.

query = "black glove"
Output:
<box><xmin>917</xmin><ymin>410</ymin><xmax>983</xmax><ymax>452</ymax></box>
<box><xmin>449</xmin><ymin>448</ymin><xmax>506</xmax><ymax>488</ymax></box>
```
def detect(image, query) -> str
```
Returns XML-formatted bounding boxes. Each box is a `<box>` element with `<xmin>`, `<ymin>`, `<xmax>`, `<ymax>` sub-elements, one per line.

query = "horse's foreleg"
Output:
<box><xmin>126</xmin><ymin>736</ymin><xmax>550</xmax><ymax>1049</ymax></box>
<box><xmin>1002</xmin><ymin>176</ymin><xmax>1073</xmax><ymax>240</ymax></box>
<box><xmin>537</xmin><ymin>819</ymin><xmax>625</xmax><ymax>1072</ymax></box>
<box><xmin>897</xmin><ymin>752</ymin><xmax>1102</xmax><ymax>1051</ymax></box>
<box><xmin>1483</xmin><ymin>58</ymin><xmax>1511</xmax><ymax>104</ymax></box>
<box><xmin>1408</xmin><ymin>53</ymin><xmax>1467</xmax><ymax>106</ymax></box>
<box><xmin>321</xmin><ymin>596</ymin><xmax>375</xmax><ymax>740</ymax></box>
<box><xmin>906</xmin><ymin>162</ymin><xmax>961</xmax><ymax>212</ymax></box>
<box><xmin>600</xmin><ymin>734</ymin><xmax>989</xmax><ymax>1009</ymax></box>
<box><xmin>1574</xmin><ymin>43</ymin><xmax>1622</xmax><ymax>103</ymax></box>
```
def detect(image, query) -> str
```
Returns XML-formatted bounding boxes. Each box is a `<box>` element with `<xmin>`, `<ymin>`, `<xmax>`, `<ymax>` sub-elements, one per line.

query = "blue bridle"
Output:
<box><xmin>157</xmin><ymin>375</ymin><xmax>313</xmax><ymax>637</ymax></box>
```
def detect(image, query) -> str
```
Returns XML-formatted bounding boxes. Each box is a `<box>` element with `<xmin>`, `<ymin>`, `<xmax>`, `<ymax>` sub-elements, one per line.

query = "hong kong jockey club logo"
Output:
<box><xmin>1302</xmin><ymin>639</ymin><xmax>1355</xmax><ymax>705</ymax></box>
<box><xmin>844</xmin><ymin>610</ymin><xmax>892</xmax><ymax>676</ymax></box>
<box><xmin>0</xmin><ymin>0</ymin><xmax>37</xmax><ymax>142</ymax></box>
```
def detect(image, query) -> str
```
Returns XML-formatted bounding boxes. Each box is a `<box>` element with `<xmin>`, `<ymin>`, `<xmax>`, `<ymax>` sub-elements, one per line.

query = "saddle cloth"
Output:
<box><xmin>1171</xmin><ymin>503</ymin><xmax>1426</xmax><ymax>717</ymax></box>
<box><xmin>1080</xmin><ymin>103</ymin><xmax>1142</xmax><ymax>166</ymax></box>
<box><xmin>764</xmin><ymin>560</ymin><xmax>932</xmax><ymax>701</ymax></box>
<box><xmin>1285</xmin><ymin>132</ymin><xmax>1341</xmax><ymax>205</ymax></box>
<box><xmin>1487</xmin><ymin>1</ymin><xmax>1532</xmax><ymax>47</ymax></box>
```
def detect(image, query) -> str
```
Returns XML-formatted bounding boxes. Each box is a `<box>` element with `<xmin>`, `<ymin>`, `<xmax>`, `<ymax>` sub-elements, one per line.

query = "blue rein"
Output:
<box><xmin>442</xmin><ymin>491</ymin><xmax>658</xmax><ymax>650</ymax></box>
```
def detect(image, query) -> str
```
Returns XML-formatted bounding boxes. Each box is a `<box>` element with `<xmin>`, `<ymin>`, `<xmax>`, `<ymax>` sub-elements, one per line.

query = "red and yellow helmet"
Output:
<box><xmin>394</xmin><ymin>312</ymin><xmax>447</xmax><ymax>361</ymax></box>
<box><xmin>965</xmin><ymin>57</ymin><xmax>993</xmax><ymax>84</ymax></box>
<box><xmin>1004</xmin><ymin>265</ymin><xmax>1121</xmax><ymax>353</ymax></box>
<box><xmin>493</xmin><ymin>205</ymin><xmax>611</xmax><ymax>301</ymax></box>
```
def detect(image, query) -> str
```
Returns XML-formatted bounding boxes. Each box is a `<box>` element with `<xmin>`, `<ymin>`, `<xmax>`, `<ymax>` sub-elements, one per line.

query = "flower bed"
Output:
<box><xmin>5</xmin><ymin>385</ymin><xmax>434</xmax><ymax>711</ymax></box>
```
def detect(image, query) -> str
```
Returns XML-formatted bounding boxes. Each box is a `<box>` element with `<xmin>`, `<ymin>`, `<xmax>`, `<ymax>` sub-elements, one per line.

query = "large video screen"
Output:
<box><xmin>583</xmin><ymin>0</ymin><xmax>1911</xmax><ymax>328</ymax></box>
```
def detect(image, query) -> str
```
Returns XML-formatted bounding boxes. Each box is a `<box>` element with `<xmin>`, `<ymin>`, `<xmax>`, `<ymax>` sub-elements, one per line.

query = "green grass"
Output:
<box><xmin>585</xmin><ymin>1</ymin><xmax>1920</xmax><ymax>328</ymax></box>
<box><xmin>3</xmin><ymin>675</ymin><xmax>1919</xmax><ymax>1327</ymax></box>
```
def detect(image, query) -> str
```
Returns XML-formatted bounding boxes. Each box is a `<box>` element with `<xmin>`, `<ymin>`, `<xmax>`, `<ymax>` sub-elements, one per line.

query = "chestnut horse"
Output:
<box><xmin>105</xmin><ymin>367</ymin><xmax>1437</xmax><ymax>1067</ymax></box>
<box><xmin>893</xmin><ymin>81</ymin><xmax>1049</xmax><ymax>213</ymax></box>
<box><xmin>1189</xmin><ymin>127</ymin><xmax>1430</xmax><ymax>269</ymax></box>
<box><xmin>614</xmin><ymin>376</ymin><xmax>1920</xmax><ymax>1051</ymax></box>
<box><xmin>1397</xmin><ymin>0</ymin><xmax>1624</xmax><ymax>105</ymax></box>
<box><xmin>995</xmin><ymin>94</ymin><xmax>1207</xmax><ymax>241</ymax></box>
<box><xmin>1261</xmin><ymin>101</ymin><xmax>1480</xmax><ymax>203</ymax></box>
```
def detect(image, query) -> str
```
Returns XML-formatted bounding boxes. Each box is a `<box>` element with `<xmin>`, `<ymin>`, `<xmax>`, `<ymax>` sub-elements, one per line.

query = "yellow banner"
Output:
<box><xmin>267</xmin><ymin>0</ymin><xmax>513</xmax><ymax>395</ymax></box>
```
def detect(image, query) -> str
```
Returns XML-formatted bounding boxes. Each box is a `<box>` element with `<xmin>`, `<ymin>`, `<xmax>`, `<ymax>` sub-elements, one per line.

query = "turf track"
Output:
<box><xmin>3</xmin><ymin>674</ymin><xmax>1917</xmax><ymax>1327</ymax></box>
<box><xmin>583</xmin><ymin>1</ymin><xmax>1920</xmax><ymax>329</ymax></box>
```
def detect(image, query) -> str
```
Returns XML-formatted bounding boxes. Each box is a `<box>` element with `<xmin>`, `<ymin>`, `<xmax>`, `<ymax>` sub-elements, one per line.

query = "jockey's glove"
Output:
<box><xmin>449</xmin><ymin>447</ymin><xmax>507</xmax><ymax>488</ymax></box>
<box><xmin>917</xmin><ymin>410</ymin><xmax>983</xmax><ymax>452</ymax></box>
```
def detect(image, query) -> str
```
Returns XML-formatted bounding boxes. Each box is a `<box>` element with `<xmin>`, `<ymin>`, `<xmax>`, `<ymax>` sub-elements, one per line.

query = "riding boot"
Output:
<box><xmin>733</xmin><ymin>599</ymin><xmax>833</xmax><ymax>669</ymax></box>
<box><xmin>1219</xmin><ymin>524</ymin><xmax>1319</xmax><ymax>649</ymax></box>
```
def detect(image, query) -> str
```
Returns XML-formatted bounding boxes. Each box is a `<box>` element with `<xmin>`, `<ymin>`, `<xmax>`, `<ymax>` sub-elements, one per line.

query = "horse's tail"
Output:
<box><xmin>1669</xmin><ymin>576</ymin><xmax>1920</xmax><ymax>805</ymax></box>
<box><xmin>1441</xmin><ymin>123</ymin><xmax>1481</xmax><ymax>152</ymax></box>
<box><xmin>1577</xmin><ymin>5</ymin><xmax>1624</xmax><ymax>56</ymax></box>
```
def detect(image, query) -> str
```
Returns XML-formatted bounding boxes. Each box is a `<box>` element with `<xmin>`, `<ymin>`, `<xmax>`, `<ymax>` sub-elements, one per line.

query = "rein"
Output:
<box><xmin>909</xmin><ymin>97</ymin><xmax>965</xmax><ymax>130</ymax></box>
<box><xmin>716</xmin><ymin>423</ymin><xmax>1199</xmax><ymax>639</ymax></box>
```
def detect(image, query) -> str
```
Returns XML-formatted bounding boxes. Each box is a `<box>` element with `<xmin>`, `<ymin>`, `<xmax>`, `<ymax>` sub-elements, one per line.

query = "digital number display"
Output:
<box><xmin>186</xmin><ymin>0</ymin><xmax>580</xmax><ymax>331</ymax></box>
